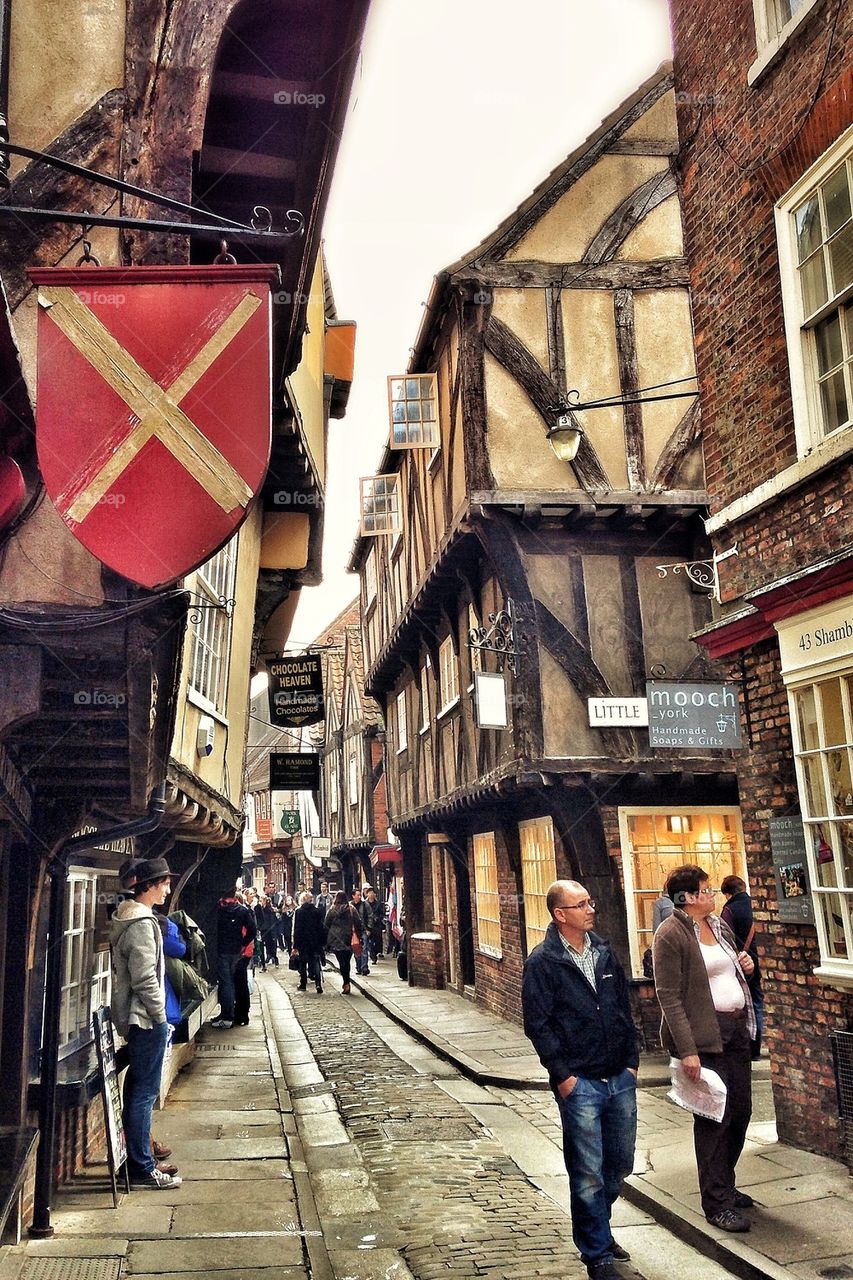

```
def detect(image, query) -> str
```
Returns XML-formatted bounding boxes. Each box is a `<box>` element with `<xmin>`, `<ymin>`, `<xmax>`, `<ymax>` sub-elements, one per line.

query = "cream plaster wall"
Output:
<box><xmin>615</xmin><ymin>193</ymin><xmax>683</xmax><ymax>261</ymax></box>
<box><xmin>560</xmin><ymin>289</ymin><xmax>627</xmax><ymax>489</ymax></box>
<box><xmin>491</xmin><ymin>288</ymin><xmax>550</xmax><ymax>372</ymax></box>
<box><xmin>619</xmin><ymin>91</ymin><xmax>677</xmax><ymax>144</ymax></box>
<box><xmin>633</xmin><ymin>288</ymin><xmax>697</xmax><ymax>480</ymax></box>
<box><xmin>505</xmin><ymin>156</ymin><xmax>668</xmax><ymax>263</ymax></box>
<box><xmin>483</xmin><ymin>352</ymin><xmax>580</xmax><ymax>490</ymax></box>
<box><xmin>9</xmin><ymin>0</ymin><xmax>125</xmax><ymax>172</ymax></box>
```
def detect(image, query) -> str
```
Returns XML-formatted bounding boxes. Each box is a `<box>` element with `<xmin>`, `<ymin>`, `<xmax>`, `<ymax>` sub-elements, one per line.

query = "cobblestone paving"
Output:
<box><xmin>285</xmin><ymin>987</ymin><xmax>587</xmax><ymax>1280</ymax></box>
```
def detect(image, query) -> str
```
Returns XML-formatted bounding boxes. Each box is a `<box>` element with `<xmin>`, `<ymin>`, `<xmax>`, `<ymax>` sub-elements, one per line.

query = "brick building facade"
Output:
<box><xmin>668</xmin><ymin>0</ymin><xmax>853</xmax><ymax>1156</ymax></box>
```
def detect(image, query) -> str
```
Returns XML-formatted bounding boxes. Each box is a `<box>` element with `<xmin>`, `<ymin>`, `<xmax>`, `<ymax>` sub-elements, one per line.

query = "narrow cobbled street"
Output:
<box><xmin>7</xmin><ymin>973</ymin><xmax>751</xmax><ymax>1280</ymax></box>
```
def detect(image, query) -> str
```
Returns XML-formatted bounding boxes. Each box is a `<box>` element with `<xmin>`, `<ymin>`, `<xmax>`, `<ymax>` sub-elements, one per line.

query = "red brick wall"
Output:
<box><xmin>717</xmin><ymin>638</ymin><xmax>849</xmax><ymax>1158</ymax></box>
<box><xmin>670</xmin><ymin>0</ymin><xmax>853</xmax><ymax>514</ymax></box>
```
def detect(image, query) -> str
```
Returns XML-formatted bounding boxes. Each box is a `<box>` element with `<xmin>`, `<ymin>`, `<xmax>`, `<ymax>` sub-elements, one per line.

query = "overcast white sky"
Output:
<box><xmin>291</xmin><ymin>0</ymin><xmax>672</xmax><ymax>647</ymax></box>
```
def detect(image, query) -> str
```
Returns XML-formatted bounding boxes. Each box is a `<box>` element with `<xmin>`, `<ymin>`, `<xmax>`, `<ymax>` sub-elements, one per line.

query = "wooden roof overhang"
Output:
<box><xmin>0</xmin><ymin>593</ymin><xmax>188</xmax><ymax>832</ymax></box>
<box><xmin>363</xmin><ymin>495</ymin><xmax>708</xmax><ymax>699</ymax></box>
<box><xmin>390</xmin><ymin>756</ymin><xmax>739</xmax><ymax>833</ymax></box>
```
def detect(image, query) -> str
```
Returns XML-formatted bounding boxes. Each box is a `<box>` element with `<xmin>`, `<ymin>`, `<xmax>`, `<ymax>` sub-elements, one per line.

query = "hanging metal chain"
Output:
<box><xmin>75</xmin><ymin>224</ymin><xmax>101</xmax><ymax>267</ymax></box>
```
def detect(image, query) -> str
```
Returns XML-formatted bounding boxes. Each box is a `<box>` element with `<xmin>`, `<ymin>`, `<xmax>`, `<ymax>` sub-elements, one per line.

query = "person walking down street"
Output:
<box><xmin>364</xmin><ymin>886</ymin><xmax>384</xmax><ymax>963</ymax></box>
<box><xmin>350</xmin><ymin>887</ymin><xmax>370</xmax><ymax>975</ymax></box>
<box><xmin>212</xmin><ymin>890</ymin><xmax>256</xmax><ymax>1029</ymax></box>
<box><xmin>110</xmin><ymin>857</ymin><xmax>182</xmax><ymax>1191</ymax></box>
<box><xmin>653</xmin><ymin>864</ymin><xmax>756</xmax><ymax>1234</ymax></box>
<box><xmin>292</xmin><ymin>891</ymin><xmax>325</xmax><ymax>993</ymax></box>
<box><xmin>324</xmin><ymin>891</ymin><xmax>363</xmax><ymax>994</ymax></box>
<box><xmin>315</xmin><ymin>881</ymin><xmax>333</xmax><ymax>968</ymax></box>
<box><xmin>280</xmin><ymin>894</ymin><xmax>297</xmax><ymax>954</ymax></box>
<box><xmin>720</xmin><ymin>875</ymin><xmax>764</xmax><ymax>1060</ymax></box>
<box><xmin>522</xmin><ymin>880</ymin><xmax>638</xmax><ymax>1280</ymax></box>
<box><xmin>258</xmin><ymin>895</ymin><xmax>279</xmax><ymax>967</ymax></box>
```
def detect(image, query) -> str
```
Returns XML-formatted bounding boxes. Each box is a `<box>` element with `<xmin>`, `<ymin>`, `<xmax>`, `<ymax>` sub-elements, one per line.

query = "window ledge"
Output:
<box><xmin>437</xmin><ymin>697</ymin><xmax>460</xmax><ymax>722</ymax></box>
<box><xmin>396</xmin><ymin>744</ymin><xmax>408</xmax><ymax>756</ymax></box>
<box><xmin>428</xmin><ymin>447</ymin><xmax>442</xmax><ymax>473</ymax></box>
<box><xmin>813</xmin><ymin>962</ymin><xmax>853</xmax><ymax>991</ymax></box>
<box><xmin>186</xmin><ymin>687</ymin><xmax>229</xmax><ymax>726</ymax></box>
<box><xmin>705</xmin><ymin>427</ymin><xmax>853</xmax><ymax>536</ymax></box>
<box><xmin>747</xmin><ymin>0</ymin><xmax>825</xmax><ymax>87</ymax></box>
<box><xmin>419</xmin><ymin>723</ymin><xmax>430</xmax><ymax>736</ymax></box>
<box><xmin>477</xmin><ymin>945</ymin><xmax>503</xmax><ymax>961</ymax></box>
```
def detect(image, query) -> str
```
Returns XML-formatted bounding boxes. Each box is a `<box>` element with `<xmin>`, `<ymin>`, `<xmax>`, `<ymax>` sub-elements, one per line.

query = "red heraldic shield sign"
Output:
<box><xmin>29</xmin><ymin>264</ymin><xmax>278</xmax><ymax>589</ymax></box>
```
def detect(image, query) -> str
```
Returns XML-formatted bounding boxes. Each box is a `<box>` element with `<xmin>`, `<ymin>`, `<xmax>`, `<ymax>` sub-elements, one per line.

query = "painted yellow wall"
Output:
<box><xmin>285</xmin><ymin>254</ymin><xmax>327</xmax><ymax>489</ymax></box>
<box><xmin>171</xmin><ymin>508</ymin><xmax>262</xmax><ymax>810</ymax></box>
<box><xmin>259</xmin><ymin>512</ymin><xmax>310</xmax><ymax>570</ymax></box>
<box><xmin>484</xmin><ymin>353</ymin><xmax>581</xmax><ymax>490</ymax></box>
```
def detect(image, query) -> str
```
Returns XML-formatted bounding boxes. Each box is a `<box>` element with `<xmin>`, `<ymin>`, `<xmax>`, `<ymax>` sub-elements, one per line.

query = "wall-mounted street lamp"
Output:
<box><xmin>547</xmin><ymin>375</ymin><xmax>699</xmax><ymax>463</ymax></box>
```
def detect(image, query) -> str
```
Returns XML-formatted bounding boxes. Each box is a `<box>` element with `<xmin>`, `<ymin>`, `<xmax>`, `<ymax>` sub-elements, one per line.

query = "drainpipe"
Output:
<box><xmin>0</xmin><ymin>0</ymin><xmax>11</xmax><ymax>187</ymax></box>
<box><xmin>29</xmin><ymin>783</ymin><xmax>168</xmax><ymax>1238</ymax></box>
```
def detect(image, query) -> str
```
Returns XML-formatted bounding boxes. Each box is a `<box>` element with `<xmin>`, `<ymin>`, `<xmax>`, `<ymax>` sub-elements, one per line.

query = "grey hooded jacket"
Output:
<box><xmin>109</xmin><ymin>899</ymin><xmax>166</xmax><ymax>1036</ymax></box>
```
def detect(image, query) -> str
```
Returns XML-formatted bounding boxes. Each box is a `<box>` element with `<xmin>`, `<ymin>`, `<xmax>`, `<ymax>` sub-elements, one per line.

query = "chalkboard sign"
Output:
<box><xmin>768</xmin><ymin>816</ymin><xmax>815</xmax><ymax>924</ymax></box>
<box><xmin>93</xmin><ymin>1007</ymin><xmax>130</xmax><ymax>1203</ymax></box>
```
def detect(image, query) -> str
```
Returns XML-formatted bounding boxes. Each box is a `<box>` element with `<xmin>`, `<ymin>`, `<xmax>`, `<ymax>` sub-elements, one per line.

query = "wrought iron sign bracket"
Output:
<box><xmin>0</xmin><ymin>141</ymin><xmax>304</xmax><ymax>243</ymax></box>
<box><xmin>468</xmin><ymin>598</ymin><xmax>525</xmax><ymax>675</ymax></box>
<box><xmin>187</xmin><ymin>595</ymin><xmax>236</xmax><ymax>625</ymax></box>
<box><xmin>655</xmin><ymin>545</ymin><xmax>738</xmax><ymax>603</ymax></box>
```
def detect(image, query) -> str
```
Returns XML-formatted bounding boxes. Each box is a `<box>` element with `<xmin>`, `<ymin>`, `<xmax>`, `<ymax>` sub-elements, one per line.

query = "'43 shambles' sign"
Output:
<box><xmin>646</xmin><ymin>682</ymin><xmax>743</xmax><ymax>749</ymax></box>
<box><xmin>267</xmin><ymin>655</ymin><xmax>324</xmax><ymax>728</ymax></box>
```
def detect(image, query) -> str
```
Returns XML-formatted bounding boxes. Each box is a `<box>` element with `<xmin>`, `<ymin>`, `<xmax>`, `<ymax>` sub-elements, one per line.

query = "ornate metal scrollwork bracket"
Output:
<box><xmin>187</xmin><ymin>596</ymin><xmax>235</xmax><ymax>625</ymax></box>
<box><xmin>468</xmin><ymin>597</ymin><xmax>526</xmax><ymax>675</ymax></box>
<box><xmin>655</xmin><ymin>546</ymin><xmax>738</xmax><ymax>603</ymax></box>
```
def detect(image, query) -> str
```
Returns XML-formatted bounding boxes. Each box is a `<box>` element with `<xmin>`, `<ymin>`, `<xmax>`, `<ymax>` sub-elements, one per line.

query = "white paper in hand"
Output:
<box><xmin>667</xmin><ymin>1058</ymin><xmax>727</xmax><ymax>1122</ymax></box>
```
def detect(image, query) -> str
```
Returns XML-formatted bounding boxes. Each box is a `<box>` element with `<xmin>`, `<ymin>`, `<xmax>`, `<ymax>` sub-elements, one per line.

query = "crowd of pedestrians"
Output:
<box><xmin>211</xmin><ymin>880</ymin><xmax>390</xmax><ymax>1013</ymax></box>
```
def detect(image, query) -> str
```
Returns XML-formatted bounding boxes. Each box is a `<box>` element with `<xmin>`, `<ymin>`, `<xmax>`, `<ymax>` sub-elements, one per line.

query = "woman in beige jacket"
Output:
<box><xmin>653</xmin><ymin>863</ymin><xmax>755</xmax><ymax>1234</ymax></box>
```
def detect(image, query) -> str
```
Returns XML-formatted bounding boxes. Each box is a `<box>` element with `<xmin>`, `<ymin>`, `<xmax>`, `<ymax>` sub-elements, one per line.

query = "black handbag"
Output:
<box><xmin>288</xmin><ymin>950</ymin><xmax>300</xmax><ymax>971</ymax></box>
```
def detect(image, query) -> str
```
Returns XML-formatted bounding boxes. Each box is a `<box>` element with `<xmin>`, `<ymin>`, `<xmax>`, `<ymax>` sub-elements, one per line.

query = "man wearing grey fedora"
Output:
<box><xmin>110</xmin><ymin>856</ymin><xmax>182</xmax><ymax>1191</ymax></box>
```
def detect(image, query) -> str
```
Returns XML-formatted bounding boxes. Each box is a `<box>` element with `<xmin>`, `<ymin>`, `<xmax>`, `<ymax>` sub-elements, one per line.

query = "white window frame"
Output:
<box><xmin>618</xmin><ymin>806</ymin><xmax>747</xmax><ymax>979</ymax></box>
<box><xmin>360</xmin><ymin>474</ymin><xmax>402</xmax><ymax>536</ymax></box>
<box><xmin>786</xmin><ymin>662</ymin><xmax>853</xmax><ymax>986</ymax></box>
<box><xmin>519</xmin><ymin>817</ymin><xmax>558</xmax><ymax>955</ymax></box>
<box><xmin>188</xmin><ymin>537</ymin><xmax>238</xmax><ymax>716</ymax></box>
<box><xmin>749</xmin><ymin>0</ymin><xmax>824</xmax><ymax>85</ymax></box>
<box><xmin>776</xmin><ymin>127</ymin><xmax>853</xmax><ymax>460</ymax></box>
<box><xmin>396</xmin><ymin>689</ymin><xmax>408</xmax><ymax>754</ymax></box>
<box><xmin>60</xmin><ymin>869</ymin><xmax>112</xmax><ymax>1057</ymax></box>
<box><xmin>348</xmin><ymin>751</ymin><xmax>359</xmax><ymax>805</ymax></box>
<box><xmin>438</xmin><ymin>635</ymin><xmax>460</xmax><ymax>716</ymax></box>
<box><xmin>472</xmin><ymin>832</ymin><xmax>502</xmax><ymax>958</ymax></box>
<box><xmin>329</xmin><ymin>765</ymin><xmax>338</xmax><ymax>814</ymax></box>
<box><xmin>364</xmin><ymin>546</ymin><xmax>377</xmax><ymax>606</ymax></box>
<box><xmin>387</xmin><ymin>373</ymin><xmax>440</xmax><ymax>449</ymax></box>
<box><xmin>420</xmin><ymin>655</ymin><xmax>431</xmax><ymax>733</ymax></box>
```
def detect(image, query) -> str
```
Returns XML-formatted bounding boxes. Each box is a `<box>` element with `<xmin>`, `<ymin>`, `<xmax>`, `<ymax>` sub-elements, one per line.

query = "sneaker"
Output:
<box><xmin>587</xmin><ymin>1262</ymin><xmax>625</xmax><ymax>1280</ymax></box>
<box><xmin>210</xmin><ymin>1018</ymin><xmax>232</xmax><ymax>1029</ymax></box>
<box><xmin>131</xmin><ymin>1167</ymin><xmax>182</xmax><ymax>1190</ymax></box>
<box><xmin>609</xmin><ymin>1240</ymin><xmax>631</xmax><ymax>1261</ymax></box>
<box><xmin>707</xmin><ymin>1209</ymin><xmax>750</xmax><ymax>1232</ymax></box>
<box><xmin>733</xmin><ymin>1190</ymin><xmax>754</xmax><ymax>1208</ymax></box>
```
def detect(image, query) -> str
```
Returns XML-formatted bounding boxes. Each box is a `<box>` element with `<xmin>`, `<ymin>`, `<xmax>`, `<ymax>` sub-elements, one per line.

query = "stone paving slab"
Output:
<box><xmin>158</xmin><ymin>1109</ymin><xmax>282</xmax><ymax>1131</ymax></box>
<box><xmin>32</xmin><ymin>1206</ymin><xmax>168</xmax><ymax>1236</ymax></box>
<box><xmin>22</xmin><ymin>1238</ymin><xmax>129</xmax><ymax>1257</ymax></box>
<box><xmin>168</xmin><ymin>1205</ymin><xmax>304</xmax><ymax>1236</ymax></box>
<box><xmin>169</xmin><ymin>1158</ymin><xmax>292</xmax><ymax>1180</ymax></box>
<box><xmin>164</xmin><ymin>1137</ymin><xmax>288</xmax><ymax>1160</ymax></box>
<box><xmin>326</xmin><ymin>1247</ymin><xmax>415</xmax><ymax>1280</ymax></box>
<box><xmin>129</xmin><ymin>1237</ymin><xmax>303</xmax><ymax>1272</ymax></box>
<box><xmin>131</xmin><ymin>1273</ymin><xmax>307</xmax><ymax>1280</ymax></box>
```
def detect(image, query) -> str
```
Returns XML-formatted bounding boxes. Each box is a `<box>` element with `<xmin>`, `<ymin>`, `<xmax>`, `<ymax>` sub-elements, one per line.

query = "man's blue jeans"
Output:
<box><xmin>217</xmin><ymin>951</ymin><xmax>241</xmax><ymax>1021</ymax></box>
<box><xmin>557</xmin><ymin>1069</ymin><xmax>638</xmax><ymax>1265</ymax></box>
<box><xmin>123</xmin><ymin>1021</ymin><xmax>170</xmax><ymax>1177</ymax></box>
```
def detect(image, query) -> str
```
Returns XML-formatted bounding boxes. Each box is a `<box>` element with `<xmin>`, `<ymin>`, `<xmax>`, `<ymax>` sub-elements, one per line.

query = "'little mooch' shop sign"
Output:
<box><xmin>646</xmin><ymin>682</ymin><xmax>743</xmax><ymax>750</ymax></box>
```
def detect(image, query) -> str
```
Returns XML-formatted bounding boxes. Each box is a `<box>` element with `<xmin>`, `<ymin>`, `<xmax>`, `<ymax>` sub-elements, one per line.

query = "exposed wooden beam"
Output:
<box><xmin>583</xmin><ymin>167</ymin><xmax>677</xmax><ymax>265</ymax></box>
<box><xmin>613</xmin><ymin>289</ymin><xmax>645</xmax><ymax>489</ymax></box>
<box><xmin>457</xmin><ymin>260</ymin><xmax>691</xmax><ymax>290</ymax></box>
<box><xmin>199</xmin><ymin>145</ymin><xmax>297</xmax><ymax>180</ymax></box>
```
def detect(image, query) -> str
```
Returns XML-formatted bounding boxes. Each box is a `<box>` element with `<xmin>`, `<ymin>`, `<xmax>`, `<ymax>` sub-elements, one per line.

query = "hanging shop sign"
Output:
<box><xmin>473</xmin><ymin>671</ymin><xmax>509</xmax><ymax>729</ymax></box>
<box><xmin>30</xmin><ymin>264</ymin><xmax>278</xmax><ymax>589</ymax></box>
<box><xmin>279</xmin><ymin>809</ymin><xmax>301</xmax><ymax>835</ymax></box>
<box><xmin>306</xmin><ymin>836</ymin><xmax>331</xmax><ymax>867</ymax></box>
<box><xmin>270</xmin><ymin>752</ymin><xmax>320</xmax><ymax>791</ymax></box>
<box><xmin>768</xmin><ymin>815</ymin><xmax>815</xmax><ymax>924</ymax></box>
<box><xmin>266</xmin><ymin>654</ymin><xmax>324</xmax><ymax>728</ymax></box>
<box><xmin>588</xmin><ymin>697</ymin><xmax>649</xmax><ymax>727</ymax></box>
<box><xmin>646</xmin><ymin>682</ymin><xmax>742</xmax><ymax>749</ymax></box>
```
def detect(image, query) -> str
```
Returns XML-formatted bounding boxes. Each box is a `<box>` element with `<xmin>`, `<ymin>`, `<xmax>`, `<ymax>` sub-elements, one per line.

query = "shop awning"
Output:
<box><xmin>370</xmin><ymin>844</ymin><xmax>401</xmax><ymax>868</ymax></box>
